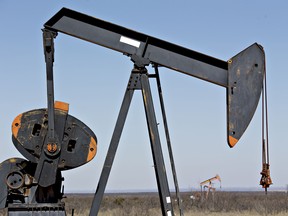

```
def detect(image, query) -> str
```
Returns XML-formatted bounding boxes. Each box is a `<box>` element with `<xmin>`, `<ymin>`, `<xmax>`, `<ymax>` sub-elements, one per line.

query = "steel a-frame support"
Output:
<box><xmin>90</xmin><ymin>66</ymin><xmax>174</xmax><ymax>216</ymax></box>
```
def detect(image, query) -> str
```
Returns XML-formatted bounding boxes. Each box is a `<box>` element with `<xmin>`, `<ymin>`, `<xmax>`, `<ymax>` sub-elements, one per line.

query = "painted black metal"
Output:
<box><xmin>8</xmin><ymin>203</ymin><xmax>66</xmax><ymax>216</ymax></box>
<box><xmin>140</xmin><ymin>69</ymin><xmax>174</xmax><ymax>215</ymax></box>
<box><xmin>0</xmin><ymin>158</ymin><xmax>29</xmax><ymax>208</ymax></box>
<box><xmin>89</xmin><ymin>71</ymin><xmax>136</xmax><ymax>215</ymax></box>
<box><xmin>43</xmin><ymin>29</ymin><xmax>57</xmax><ymax>142</ymax></box>
<box><xmin>45</xmin><ymin>8</ymin><xmax>226</xmax><ymax>68</ymax></box>
<box><xmin>1</xmin><ymin>105</ymin><xmax>96</xmax><ymax>213</ymax></box>
<box><xmin>43</xmin><ymin>8</ymin><xmax>266</xmax><ymax>147</ymax></box>
<box><xmin>33</xmin><ymin>29</ymin><xmax>59</xmax><ymax>187</ymax></box>
<box><xmin>0</xmin><ymin>158</ymin><xmax>64</xmax><ymax>211</ymax></box>
<box><xmin>90</xmin><ymin>67</ymin><xmax>174</xmax><ymax>216</ymax></box>
<box><xmin>43</xmin><ymin>7</ymin><xmax>265</xmax><ymax>148</ymax></box>
<box><xmin>227</xmin><ymin>43</ymin><xmax>264</xmax><ymax>146</ymax></box>
<box><xmin>41</xmin><ymin>7</ymin><xmax>266</xmax><ymax>216</ymax></box>
<box><xmin>44</xmin><ymin>8</ymin><xmax>228</xmax><ymax>87</ymax></box>
<box><xmin>154</xmin><ymin>65</ymin><xmax>183</xmax><ymax>216</ymax></box>
<box><xmin>12</xmin><ymin>108</ymin><xmax>97</xmax><ymax>171</ymax></box>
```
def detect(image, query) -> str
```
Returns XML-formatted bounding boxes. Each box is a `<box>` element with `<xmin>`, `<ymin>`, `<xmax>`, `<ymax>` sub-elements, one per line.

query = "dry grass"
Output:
<box><xmin>63</xmin><ymin>191</ymin><xmax>288</xmax><ymax>216</ymax></box>
<box><xmin>1</xmin><ymin>191</ymin><xmax>288</xmax><ymax>215</ymax></box>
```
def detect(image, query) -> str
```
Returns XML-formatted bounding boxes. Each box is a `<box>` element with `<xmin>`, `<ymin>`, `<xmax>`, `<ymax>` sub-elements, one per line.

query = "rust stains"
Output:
<box><xmin>12</xmin><ymin>113</ymin><xmax>22</xmax><ymax>138</ymax></box>
<box><xmin>87</xmin><ymin>137</ymin><xmax>97</xmax><ymax>162</ymax></box>
<box><xmin>54</xmin><ymin>101</ymin><xmax>69</xmax><ymax>112</ymax></box>
<box><xmin>228</xmin><ymin>135</ymin><xmax>238</xmax><ymax>148</ymax></box>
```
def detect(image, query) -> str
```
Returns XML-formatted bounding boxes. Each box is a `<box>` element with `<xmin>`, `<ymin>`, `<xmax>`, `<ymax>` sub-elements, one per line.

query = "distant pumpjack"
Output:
<box><xmin>200</xmin><ymin>174</ymin><xmax>221</xmax><ymax>200</ymax></box>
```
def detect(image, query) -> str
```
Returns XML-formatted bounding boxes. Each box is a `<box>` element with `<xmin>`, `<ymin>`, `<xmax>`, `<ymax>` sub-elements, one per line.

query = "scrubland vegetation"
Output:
<box><xmin>1</xmin><ymin>191</ymin><xmax>288</xmax><ymax>215</ymax></box>
<box><xmin>64</xmin><ymin>191</ymin><xmax>288</xmax><ymax>216</ymax></box>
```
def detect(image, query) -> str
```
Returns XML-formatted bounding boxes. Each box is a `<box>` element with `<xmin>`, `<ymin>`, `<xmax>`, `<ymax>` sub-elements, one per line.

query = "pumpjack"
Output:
<box><xmin>200</xmin><ymin>175</ymin><xmax>221</xmax><ymax>200</ymax></box>
<box><xmin>0</xmin><ymin>8</ymin><xmax>271</xmax><ymax>216</ymax></box>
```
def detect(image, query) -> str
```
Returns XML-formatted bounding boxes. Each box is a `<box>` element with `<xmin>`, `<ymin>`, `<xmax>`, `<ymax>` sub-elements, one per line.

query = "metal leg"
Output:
<box><xmin>89</xmin><ymin>71</ymin><xmax>137</xmax><ymax>216</ymax></box>
<box><xmin>141</xmin><ymin>71</ymin><xmax>174</xmax><ymax>216</ymax></box>
<box><xmin>154</xmin><ymin>65</ymin><xmax>183</xmax><ymax>216</ymax></box>
<box><xmin>90</xmin><ymin>67</ymin><xmax>174</xmax><ymax>216</ymax></box>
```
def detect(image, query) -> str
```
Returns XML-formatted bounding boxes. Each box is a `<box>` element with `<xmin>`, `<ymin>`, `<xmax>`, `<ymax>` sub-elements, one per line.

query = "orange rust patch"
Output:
<box><xmin>228</xmin><ymin>136</ymin><xmax>238</xmax><ymax>148</ymax></box>
<box><xmin>55</xmin><ymin>101</ymin><xmax>69</xmax><ymax>112</ymax></box>
<box><xmin>87</xmin><ymin>137</ymin><xmax>97</xmax><ymax>162</ymax></box>
<box><xmin>12</xmin><ymin>113</ymin><xmax>22</xmax><ymax>138</ymax></box>
<box><xmin>47</xmin><ymin>143</ymin><xmax>58</xmax><ymax>153</ymax></box>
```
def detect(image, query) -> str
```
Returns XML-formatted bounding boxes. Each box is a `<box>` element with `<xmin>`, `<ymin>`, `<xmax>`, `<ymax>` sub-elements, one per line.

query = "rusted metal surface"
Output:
<box><xmin>12</xmin><ymin>107</ymin><xmax>97</xmax><ymax>170</ymax></box>
<box><xmin>260</xmin><ymin>163</ymin><xmax>272</xmax><ymax>189</ymax></box>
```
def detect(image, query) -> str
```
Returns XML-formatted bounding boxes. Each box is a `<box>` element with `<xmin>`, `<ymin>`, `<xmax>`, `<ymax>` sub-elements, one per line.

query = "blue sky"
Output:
<box><xmin>0</xmin><ymin>1</ymin><xmax>287</xmax><ymax>193</ymax></box>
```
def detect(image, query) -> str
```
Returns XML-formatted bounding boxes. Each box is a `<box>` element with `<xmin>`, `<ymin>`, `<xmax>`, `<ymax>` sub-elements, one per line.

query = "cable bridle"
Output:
<box><xmin>260</xmin><ymin>65</ymin><xmax>272</xmax><ymax>192</ymax></box>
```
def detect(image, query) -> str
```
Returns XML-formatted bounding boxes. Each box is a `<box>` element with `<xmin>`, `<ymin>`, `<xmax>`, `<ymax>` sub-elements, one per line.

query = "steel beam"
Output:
<box><xmin>44</xmin><ymin>8</ymin><xmax>227</xmax><ymax>87</ymax></box>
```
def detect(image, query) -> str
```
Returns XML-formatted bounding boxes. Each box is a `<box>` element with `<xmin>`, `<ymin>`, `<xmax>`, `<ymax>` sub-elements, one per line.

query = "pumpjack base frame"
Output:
<box><xmin>8</xmin><ymin>203</ymin><xmax>66</xmax><ymax>216</ymax></box>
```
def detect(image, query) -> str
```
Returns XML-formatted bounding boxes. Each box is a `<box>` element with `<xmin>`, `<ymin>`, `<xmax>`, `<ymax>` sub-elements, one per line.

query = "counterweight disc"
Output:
<box><xmin>12</xmin><ymin>108</ymin><xmax>97</xmax><ymax>170</ymax></box>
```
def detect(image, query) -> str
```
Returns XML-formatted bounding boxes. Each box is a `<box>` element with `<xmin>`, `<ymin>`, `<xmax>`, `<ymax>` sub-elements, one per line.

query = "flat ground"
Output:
<box><xmin>1</xmin><ymin>191</ymin><xmax>288</xmax><ymax>215</ymax></box>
